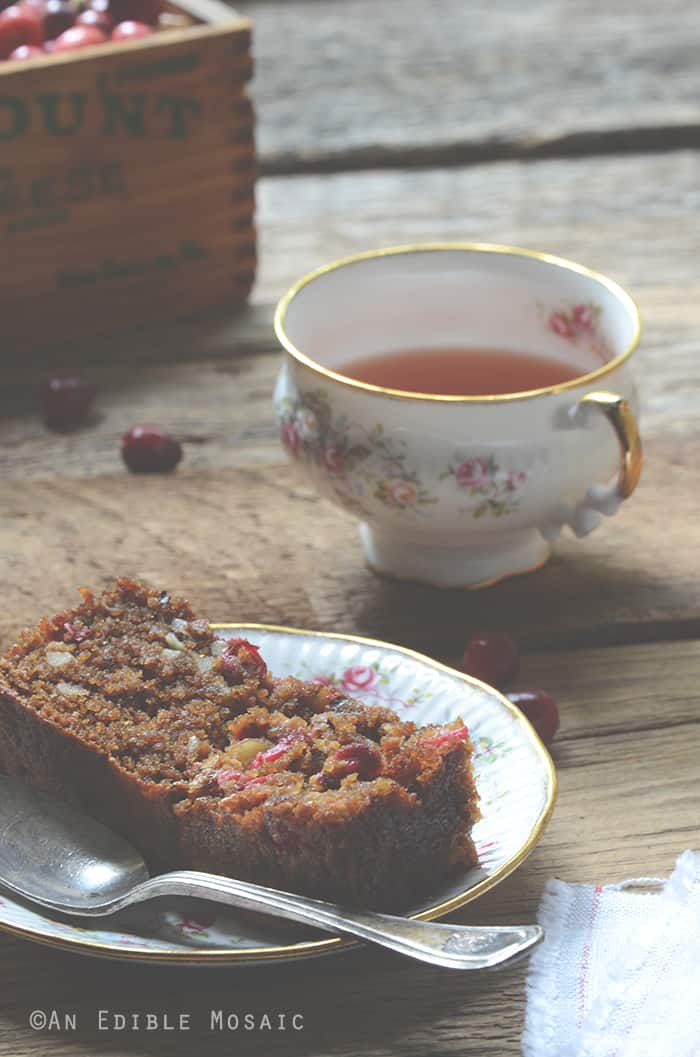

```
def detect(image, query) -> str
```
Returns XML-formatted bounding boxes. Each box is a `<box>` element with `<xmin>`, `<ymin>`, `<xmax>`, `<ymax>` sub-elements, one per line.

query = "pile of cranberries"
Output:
<box><xmin>462</xmin><ymin>632</ymin><xmax>560</xmax><ymax>745</ymax></box>
<box><xmin>0</xmin><ymin>0</ymin><xmax>164</xmax><ymax>61</ymax></box>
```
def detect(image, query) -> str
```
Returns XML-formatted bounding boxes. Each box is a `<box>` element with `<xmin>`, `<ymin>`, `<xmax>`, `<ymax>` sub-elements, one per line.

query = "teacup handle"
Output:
<box><xmin>563</xmin><ymin>390</ymin><xmax>642</xmax><ymax>538</ymax></box>
<box><xmin>577</xmin><ymin>391</ymin><xmax>642</xmax><ymax>500</ymax></box>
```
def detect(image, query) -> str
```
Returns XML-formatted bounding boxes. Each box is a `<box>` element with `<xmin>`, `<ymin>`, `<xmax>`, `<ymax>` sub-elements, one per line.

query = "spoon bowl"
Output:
<box><xmin>0</xmin><ymin>775</ymin><xmax>148</xmax><ymax>910</ymax></box>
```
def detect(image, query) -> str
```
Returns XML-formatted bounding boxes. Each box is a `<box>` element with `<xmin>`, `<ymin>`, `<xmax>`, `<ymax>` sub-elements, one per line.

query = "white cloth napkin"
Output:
<box><xmin>522</xmin><ymin>850</ymin><xmax>700</xmax><ymax>1057</ymax></box>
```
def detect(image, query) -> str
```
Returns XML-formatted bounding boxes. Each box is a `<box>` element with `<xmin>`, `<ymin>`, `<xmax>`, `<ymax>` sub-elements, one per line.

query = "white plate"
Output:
<box><xmin>0</xmin><ymin>625</ymin><xmax>556</xmax><ymax>966</ymax></box>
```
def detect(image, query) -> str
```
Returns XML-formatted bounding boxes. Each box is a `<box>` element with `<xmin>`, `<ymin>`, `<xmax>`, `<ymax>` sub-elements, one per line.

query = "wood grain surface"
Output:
<box><xmin>0</xmin><ymin>437</ymin><xmax>695</xmax><ymax>660</ymax></box>
<box><xmin>236</xmin><ymin>0</ymin><xmax>700</xmax><ymax>170</ymax></box>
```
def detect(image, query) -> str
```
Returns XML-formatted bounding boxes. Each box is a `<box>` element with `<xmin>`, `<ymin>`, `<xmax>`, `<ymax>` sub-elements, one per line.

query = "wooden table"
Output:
<box><xmin>2</xmin><ymin>2</ymin><xmax>699</xmax><ymax>1054</ymax></box>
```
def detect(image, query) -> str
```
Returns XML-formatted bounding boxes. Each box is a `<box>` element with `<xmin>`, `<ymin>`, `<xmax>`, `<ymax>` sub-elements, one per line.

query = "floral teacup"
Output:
<box><xmin>273</xmin><ymin>244</ymin><xmax>642</xmax><ymax>588</ymax></box>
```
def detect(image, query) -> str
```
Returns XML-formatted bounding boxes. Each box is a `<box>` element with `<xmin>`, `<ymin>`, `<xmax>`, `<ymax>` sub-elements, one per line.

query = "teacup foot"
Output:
<box><xmin>359</xmin><ymin>525</ymin><xmax>551</xmax><ymax>589</ymax></box>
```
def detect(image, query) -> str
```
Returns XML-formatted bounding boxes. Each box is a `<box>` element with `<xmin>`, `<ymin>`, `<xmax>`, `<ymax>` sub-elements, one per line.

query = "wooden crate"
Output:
<box><xmin>0</xmin><ymin>0</ymin><xmax>255</xmax><ymax>350</ymax></box>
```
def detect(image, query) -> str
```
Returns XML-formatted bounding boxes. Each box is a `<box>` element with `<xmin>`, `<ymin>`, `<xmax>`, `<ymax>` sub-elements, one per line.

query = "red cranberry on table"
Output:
<box><xmin>507</xmin><ymin>689</ymin><xmax>560</xmax><ymax>745</ymax></box>
<box><xmin>121</xmin><ymin>425</ymin><xmax>182</xmax><ymax>473</ymax></box>
<box><xmin>52</xmin><ymin>22</ymin><xmax>105</xmax><ymax>48</ymax></box>
<box><xmin>42</xmin><ymin>0</ymin><xmax>74</xmax><ymax>39</ymax></box>
<box><xmin>41</xmin><ymin>375</ymin><xmax>96</xmax><ymax>430</ymax></box>
<box><xmin>0</xmin><ymin>5</ymin><xmax>43</xmax><ymax>59</ymax></box>
<box><xmin>111</xmin><ymin>18</ymin><xmax>150</xmax><ymax>38</ymax></box>
<box><xmin>462</xmin><ymin>631</ymin><xmax>519</xmax><ymax>689</ymax></box>
<box><xmin>7</xmin><ymin>40</ymin><xmax>43</xmax><ymax>55</ymax></box>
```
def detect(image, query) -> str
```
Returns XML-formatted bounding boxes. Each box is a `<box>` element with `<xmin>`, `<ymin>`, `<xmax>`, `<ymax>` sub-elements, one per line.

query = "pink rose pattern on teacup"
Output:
<box><xmin>374</xmin><ymin>477</ymin><xmax>419</xmax><ymax>509</ymax></box>
<box><xmin>278</xmin><ymin>389</ymin><xmax>528</xmax><ymax>519</ymax></box>
<box><xmin>455</xmin><ymin>457</ymin><xmax>491</xmax><ymax>490</ymax></box>
<box><xmin>542</xmin><ymin>301</ymin><xmax>610</xmax><ymax>362</ymax></box>
<box><xmin>276</xmin><ymin>390</ymin><xmax>437</xmax><ymax>516</ymax></box>
<box><xmin>441</xmin><ymin>455</ymin><xmax>527</xmax><ymax>518</ymax></box>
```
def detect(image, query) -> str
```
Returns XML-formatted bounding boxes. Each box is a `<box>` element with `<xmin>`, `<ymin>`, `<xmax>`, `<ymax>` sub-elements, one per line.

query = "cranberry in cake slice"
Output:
<box><xmin>0</xmin><ymin>579</ymin><xmax>480</xmax><ymax>910</ymax></box>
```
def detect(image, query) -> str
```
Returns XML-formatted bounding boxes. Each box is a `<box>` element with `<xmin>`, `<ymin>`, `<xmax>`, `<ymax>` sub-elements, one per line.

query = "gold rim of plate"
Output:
<box><xmin>274</xmin><ymin>241</ymin><xmax>642</xmax><ymax>403</ymax></box>
<box><xmin>0</xmin><ymin>625</ymin><xmax>558</xmax><ymax>965</ymax></box>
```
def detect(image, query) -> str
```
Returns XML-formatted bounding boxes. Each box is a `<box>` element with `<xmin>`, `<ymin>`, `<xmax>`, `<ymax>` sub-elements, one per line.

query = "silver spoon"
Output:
<box><xmin>0</xmin><ymin>776</ymin><xmax>542</xmax><ymax>970</ymax></box>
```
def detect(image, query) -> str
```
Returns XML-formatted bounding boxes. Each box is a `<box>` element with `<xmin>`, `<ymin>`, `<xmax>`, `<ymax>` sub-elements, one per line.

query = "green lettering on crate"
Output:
<box><xmin>36</xmin><ymin>94</ymin><xmax>86</xmax><ymax>136</ymax></box>
<box><xmin>0</xmin><ymin>170</ymin><xmax>20</xmax><ymax>213</ymax></box>
<box><xmin>154</xmin><ymin>96</ymin><xmax>202</xmax><ymax>138</ymax></box>
<box><xmin>101</xmin><ymin>94</ymin><xmax>147</xmax><ymax>136</ymax></box>
<box><xmin>0</xmin><ymin>98</ymin><xmax>28</xmax><ymax>141</ymax></box>
<box><xmin>55</xmin><ymin>240</ymin><xmax>210</xmax><ymax>289</ymax></box>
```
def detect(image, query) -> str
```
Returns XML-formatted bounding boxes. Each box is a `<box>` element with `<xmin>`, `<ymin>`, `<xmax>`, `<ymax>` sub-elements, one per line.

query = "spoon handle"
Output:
<box><xmin>126</xmin><ymin>870</ymin><xmax>542</xmax><ymax>970</ymax></box>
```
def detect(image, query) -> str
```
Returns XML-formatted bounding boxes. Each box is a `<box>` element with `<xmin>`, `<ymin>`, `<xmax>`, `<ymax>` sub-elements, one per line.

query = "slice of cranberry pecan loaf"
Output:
<box><xmin>0</xmin><ymin>579</ymin><xmax>480</xmax><ymax>910</ymax></box>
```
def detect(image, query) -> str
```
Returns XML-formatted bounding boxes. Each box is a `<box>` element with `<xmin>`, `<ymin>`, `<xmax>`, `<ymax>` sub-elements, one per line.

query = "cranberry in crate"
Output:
<box><xmin>0</xmin><ymin>0</ymin><xmax>255</xmax><ymax>348</ymax></box>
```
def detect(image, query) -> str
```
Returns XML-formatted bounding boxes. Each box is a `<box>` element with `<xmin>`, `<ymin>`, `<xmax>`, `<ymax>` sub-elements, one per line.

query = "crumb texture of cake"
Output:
<box><xmin>0</xmin><ymin>579</ymin><xmax>480</xmax><ymax>910</ymax></box>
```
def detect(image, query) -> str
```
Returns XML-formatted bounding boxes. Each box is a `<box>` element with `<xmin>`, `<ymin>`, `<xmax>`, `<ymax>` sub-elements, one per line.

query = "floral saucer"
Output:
<box><xmin>0</xmin><ymin>626</ymin><xmax>557</xmax><ymax>966</ymax></box>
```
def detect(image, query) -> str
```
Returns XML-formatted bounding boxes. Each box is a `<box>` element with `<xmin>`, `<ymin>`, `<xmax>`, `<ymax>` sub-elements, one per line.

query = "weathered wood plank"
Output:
<box><xmin>233</xmin><ymin>0</ymin><xmax>700</xmax><ymax>169</ymax></box>
<box><xmin>0</xmin><ymin>436</ymin><xmax>696</xmax><ymax>657</ymax></box>
<box><xmin>0</xmin><ymin>637</ymin><xmax>697</xmax><ymax>1056</ymax></box>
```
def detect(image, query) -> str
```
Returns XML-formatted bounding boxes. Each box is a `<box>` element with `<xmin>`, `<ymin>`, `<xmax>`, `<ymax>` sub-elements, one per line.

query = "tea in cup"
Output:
<box><xmin>274</xmin><ymin>244</ymin><xmax>642</xmax><ymax>588</ymax></box>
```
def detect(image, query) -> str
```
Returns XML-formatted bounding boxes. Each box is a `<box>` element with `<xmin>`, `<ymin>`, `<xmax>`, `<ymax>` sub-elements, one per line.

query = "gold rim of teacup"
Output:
<box><xmin>274</xmin><ymin>243</ymin><xmax>642</xmax><ymax>403</ymax></box>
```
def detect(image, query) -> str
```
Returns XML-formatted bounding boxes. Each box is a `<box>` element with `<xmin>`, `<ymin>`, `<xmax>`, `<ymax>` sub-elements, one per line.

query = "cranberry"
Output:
<box><xmin>423</xmin><ymin>724</ymin><xmax>469</xmax><ymax>748</ymax></box>
<box><xmin>75</xmin><ymin>7</ymin><xmax>111</xmax><ymax>31</ymax></box>
<box><xmin>240</xmin><ymin>774</ymin><xmax>268</xmax><ymax>789</ymax></box>
<box><xmin>52</xmin><ymin>21</ymin><xmax>105</xmax><ymax>47</ymax></box>
<box><xmin>62</xmin><ymin>620</ymin><xmax>91</xmax><ymax>643</ymax></box>
<box><xmin>91</xmin><ymin>0</ymin><xmax>160</xmax><ymax>25</ymax></box>
<box><xmin>0</xmin><ymin>5</ymin><xmax>43</xmax><ymax>58</ymax></box>
<box><xmin>7</xmin><ymin>40</ymin><xmax>42</xmax><ymax>55</ymax></box>
<box><xmin>52</xmin><ymin>22</ymin><xmax>105</xmax><ymax>48</ymax></box>
<box><xmin>222</xmin><ymin>638</ymin><xmax>267</xmax><ymax>680</ymax></box>
<box><xmin>334</xmin><ymin>741</ymin><xmax>383</xmax><ymax>781</ymax></box>
<box><xmin>507</xmin><ymin>689</ymin><xmax>560</xmax><ymax>745</ymax></box>
<box><xmin>217</xmin><ymin>651</ymin><xmax>244</xmax><ymax>686</ymax></box>
<box><xmin>41</xmin><ymin>375</ymin><xmax>96</xmax><ymax>431</ymax></box>
<box><xmin>121</xmin><ymin>426</ymin><xmax>182</xmax><ymax>473</ymax></box>
<box><xmin>462</xmin><ymin>632</ymin><xmax>519</xmax><ymax>689</ymax></box>
<box><xmin>111</xmin><ymin>17</ymin><xmax>150</xmax><ymax>38</ymax></box>
<box><xmin>251</xmin><ymin>730</ymin><xmax>307</xmax><ymax>768</ymax></box>
<box><xmin>43</xmin><ymin>0</ymin><xmax>73</xmax><ymax>38</ymax></box>
<box><xmin>216</xmin><ymin>767</ymin><xmax>243</xmax><ymax>793</ymax></box>
<box><xmin>215</xmin><ymin>768</ymin><xmax>268</xmax><ymax>794</ymax></box>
